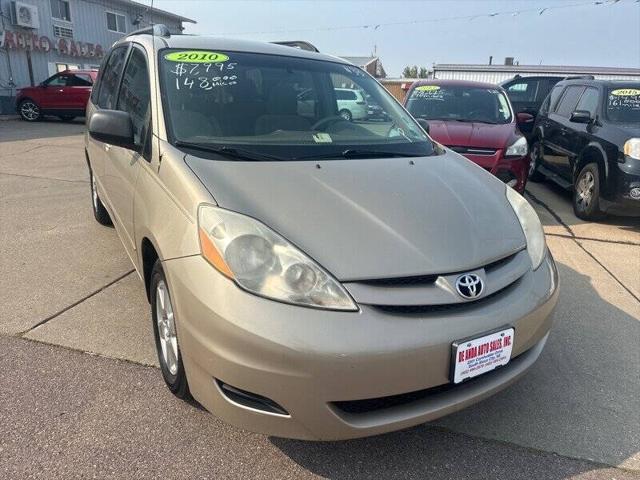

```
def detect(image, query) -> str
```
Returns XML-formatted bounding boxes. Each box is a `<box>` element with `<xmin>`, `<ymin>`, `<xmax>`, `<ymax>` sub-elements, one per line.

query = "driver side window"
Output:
<box><xmin>45</xmin><ymin>74</ymin><xmax>68</xmax><ymax>87</ymax></box>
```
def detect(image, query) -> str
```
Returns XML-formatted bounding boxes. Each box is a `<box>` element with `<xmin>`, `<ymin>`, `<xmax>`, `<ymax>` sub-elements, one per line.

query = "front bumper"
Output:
<box><xmin>164</xmin><ymin>251</ymin><xmax>558</xmax><ymax>440</ymax></box>
<box><xmin>602</xmin><ymin>159</ymin><xmax>640</xmax><ymax>215</ymax></box>
<box><xmin>457</xmin><ymin>149</ymin><xmax>530</xmax><ymax>193</ymax></box>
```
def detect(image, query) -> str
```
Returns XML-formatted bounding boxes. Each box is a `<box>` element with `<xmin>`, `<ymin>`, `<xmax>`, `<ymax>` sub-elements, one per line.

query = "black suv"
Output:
<box><xmin>529</xmin><ymin>79</ymin><xmax>640</xmax><ymax>220</ymax></box>
<box><xmin>501</xmin><ymin>75</ymin><xmax>564</xmax><ymax>138</ymax></box>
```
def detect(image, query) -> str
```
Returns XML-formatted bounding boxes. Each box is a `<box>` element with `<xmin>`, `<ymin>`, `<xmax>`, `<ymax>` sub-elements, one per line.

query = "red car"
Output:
<box><xmin>404</xmin><ymin>80</ymin><xmax>533</xmax><ymax>193</ymax></box>
<box><xmin>16</xmin><ymin>69</ymin><xmax>98</xmax><ymax>122</ymax></box>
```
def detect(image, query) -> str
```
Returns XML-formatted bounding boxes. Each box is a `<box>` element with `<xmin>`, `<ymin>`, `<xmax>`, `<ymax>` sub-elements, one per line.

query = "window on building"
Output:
<box><xmin>53</xmin><ymin>24</ymin><xmax>73</xmax><ymax>39</ymax></box>
<box><xmin>50</xmin><ymin>0</ymin><xmax>71</xmax><ymax>22</ymax></box>
<box><xmin>97</xmin><ymin>45</ymin><xmax>129</xmax><ymax>109</ymax></box>
<box><xmin>106</xmin><ymin>12</ymin><xmax>127</xmax><ymax>33</ymax></box>
<box><xmin>555</xmin><ymin>86</ymin><xmax>585</xmax><ymax>118</ymax></box>
<box><xmin>117</xmin><ymin>48</ymin><xmax>151</xmax><ymax>155</ymax></box>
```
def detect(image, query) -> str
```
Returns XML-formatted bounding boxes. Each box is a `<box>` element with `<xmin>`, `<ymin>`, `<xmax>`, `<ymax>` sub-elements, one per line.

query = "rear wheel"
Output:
<box><xmin>339</xmin><ymin>109</ymin><xmax>352</xmax><ymax>122</ymax></box>
<box><xmin>151</xmin><ymin>260</ymin><xmax>191</xmax><ymax>400</ymax></box>
<box><xmin>89</xmin><ymin>169</ymin><xmax>112</xmax><ymax>226</ymax></box>
<box><xmin>573</xmin><ymin>162</ymin><xmax>604</xmax><ymax>220</ymax></box>
<box><xmin>19</xmin><ymin>99</ymin><xmax>41</xmax><ymax>122</ymax></box>
<box><xmin>528</xmin><ymin>140</ymin><xmax>545</xmax><ymax>182</ymax></box>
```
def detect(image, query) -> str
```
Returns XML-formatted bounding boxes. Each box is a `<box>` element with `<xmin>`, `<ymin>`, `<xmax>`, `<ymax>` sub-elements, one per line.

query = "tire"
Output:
<box><xmin>151</xmin><ymin>260</ymin><xmax>191</xmax><ymax>400</ymax></box>
<box><xmin>58</xmin><ymin>115</ymin><xmax>75</xmax><ymax>122</ymax></box>
<box><xmin>528</xmin><ymin>140</ymin><xmax>545</xmax><ymax>182</ymax></box>
<box><xmin>573</xmin><ymin>162</ymin><xmax>604</xmax><ymax>220</ymax></box>
<box><xmin>339</xmin><ymin>109</ymin><xmax>352</xmax><ymax>121</ymax></box>
<box><xmin>89</xmin><ymin>168</ymin><xmax>112</xmax><ymax>226</ymax></box>
<box><xmin>18</xmin><ymin>99</ymin><xmax>41</xmax><ymax>122</ymax></box>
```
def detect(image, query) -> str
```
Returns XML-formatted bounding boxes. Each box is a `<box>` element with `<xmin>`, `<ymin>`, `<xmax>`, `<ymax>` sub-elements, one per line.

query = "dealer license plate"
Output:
<box><xmin>452</xmin><ymin>328</ymin><xmax>514</xmax><ymax>384</ymax></box>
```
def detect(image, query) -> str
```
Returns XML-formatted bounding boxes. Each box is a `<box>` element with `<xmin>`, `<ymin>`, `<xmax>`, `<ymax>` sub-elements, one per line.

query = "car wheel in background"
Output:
<box><xmin>573</xmin><ymin>162</ymin><xmax>604</xmax><ymax>220</ymax></box>
<box><xmin>528</xmin><ymin>141</ymin><xmax>545</xmax><ymax>182</ymax></box>
<box><xmin>151</xmin><ymin>260</ymin><xmax>191</xmax><ymax>400</ymax></box>
<box><xmin>89</xmin><ymin>169</ymin><xmax>112</xmax><ymax>226</ymax></box>
<box><xmin>58</xmin><ymin>115</ymin><xmax>76</xmax><ymax>122</ymax></box>
<box><xmin>339</xmin><ymin>109</ymin><xmax>352</xmax><ymax>121</ymax></box>
<box><xmin>18</xmin><ymin>99</ymin><xmax>41</xmax><ymax>122</ymax></box>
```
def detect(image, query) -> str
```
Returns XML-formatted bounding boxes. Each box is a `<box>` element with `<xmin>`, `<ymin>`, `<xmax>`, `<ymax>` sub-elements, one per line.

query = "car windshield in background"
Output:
<box><xmin>158</xmin><ymin>49</ymin><xmax>433</xmax><ymax>159</ymax></box>
<box><xmin>406</xmin><ymin>85</ymin><xmax>513</xmax><ymax>125</ymax></box>
<box><xmin>605</xmin><ymin>86</ymin><xmax>640</xmax><ymax>123</ymax></box>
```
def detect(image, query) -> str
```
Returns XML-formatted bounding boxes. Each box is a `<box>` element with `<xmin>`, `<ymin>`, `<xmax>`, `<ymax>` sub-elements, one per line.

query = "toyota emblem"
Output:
<box><xmin>455</xmin><ymin>274</ymin><xmax>484</xmax><ymax>299</ymax></box>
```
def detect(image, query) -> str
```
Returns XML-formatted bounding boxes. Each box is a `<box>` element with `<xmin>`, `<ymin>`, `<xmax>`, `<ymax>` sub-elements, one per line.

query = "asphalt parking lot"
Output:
<box><xmin>1</xmin><ymin>118</ymin><xmax>639</xmax><ymax>479</ymax></box>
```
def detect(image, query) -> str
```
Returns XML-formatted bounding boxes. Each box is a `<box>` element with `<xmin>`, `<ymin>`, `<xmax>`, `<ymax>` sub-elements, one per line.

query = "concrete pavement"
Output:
<box><xmin>1</xmin><ymin>119</ymin><xmax>639</xmax><ymax>479</ymax></box>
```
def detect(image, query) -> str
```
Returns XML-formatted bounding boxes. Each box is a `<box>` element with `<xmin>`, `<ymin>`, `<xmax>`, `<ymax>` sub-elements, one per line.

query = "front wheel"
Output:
<box><xmin>339</xmin><ymin>109</ymin><xmax>352</xmax><ymax>122</ymax></box>
<box><xmin>528</xmin><ymin>141</ymin><xmax>545</xmax><ymax>182</ymax></box>
<box><xmin>19</xmin><ymin>99</ymin><xmax>41</xmax><ymax>121</ymax></box>
<box><xmin>573</xmin><ymin>163</ymin><xmax>604</xmax><ymax>220</ymax></box>
<box><xmin>151</xmin><ymin>260</ymin><xmax>191</xmax><ymax>400</ymax></box>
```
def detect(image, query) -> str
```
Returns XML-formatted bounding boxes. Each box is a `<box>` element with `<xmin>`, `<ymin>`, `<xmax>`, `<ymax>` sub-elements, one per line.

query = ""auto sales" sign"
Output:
<box><xmin>0</xmin><ymin>29</ymin><xmax>104</xmax><ymax>58</ymax></box>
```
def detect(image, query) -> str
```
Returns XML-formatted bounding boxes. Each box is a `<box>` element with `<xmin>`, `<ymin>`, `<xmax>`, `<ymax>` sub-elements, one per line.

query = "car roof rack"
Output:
<box><xmin>271</xmin><ymin>41</ymin><xmax>319</xmax><ymax>53</ymax></box>
<box><xmin>563</xmin><ymin>75</ymin><xmax>595</xmax><ymax>80</ymax></box>
<box><xmin>128</xmin><ymin>24</ymin><xmax>171</xmax><ymax>38</ymax></box>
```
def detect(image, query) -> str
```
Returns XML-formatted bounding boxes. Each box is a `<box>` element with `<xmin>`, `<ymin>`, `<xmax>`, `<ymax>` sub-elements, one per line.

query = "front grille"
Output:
<box><xmin>449</xmin><ymin>146</ymin><xmax>497</xmax><ymax>156</ymax></box>
<box><xmin>372</xmin><ymin>277</ymin><xmax>520</xmax><ymax>315</ymax></box>
<box><xmin>357</xmin><ymin>274</ymin><xmax>438</xmax><ymax>287</ymax></box>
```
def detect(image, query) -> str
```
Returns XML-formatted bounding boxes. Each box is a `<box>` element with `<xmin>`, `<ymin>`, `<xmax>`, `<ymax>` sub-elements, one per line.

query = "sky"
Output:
<box><xmin>153</xmin><ymin>0</ymin><xmax>640</xmax><ymax>77</ymax></box>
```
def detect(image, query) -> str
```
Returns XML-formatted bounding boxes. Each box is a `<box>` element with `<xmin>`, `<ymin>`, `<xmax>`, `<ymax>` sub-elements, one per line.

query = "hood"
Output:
<box><xmin>427</xmin><ymin>120</ymin><xmax>516</xmax><ymax>149</ymax></box>
<box><xmin>186</xmin><ymin>152</ymin><xmax>526</xmax><ymax>281</ymax></box>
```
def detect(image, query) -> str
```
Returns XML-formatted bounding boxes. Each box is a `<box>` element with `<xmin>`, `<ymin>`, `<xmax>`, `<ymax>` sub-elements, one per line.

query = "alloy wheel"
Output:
<box><xmin>529</xmin><ymin>143</ymin><xmax>540</xmax><ymax>177</ymax></box>
<box><xmin>575</xmin><ymin>170</ymin><xmax>595</xmax><ymax>210</ymax></box>
<box><xmin>155</xmin><ymin>280</ymin><xmax>179</xmax><ymax>375</ymax></box>
<box><xmin>20</xmin><ymin>101</ymin><xmax>40</xmax><ymax>121</ymax></box>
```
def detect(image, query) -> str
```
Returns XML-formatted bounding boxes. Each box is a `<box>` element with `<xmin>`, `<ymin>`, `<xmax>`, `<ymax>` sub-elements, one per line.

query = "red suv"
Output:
<box><xmin>16</xmin><ymin>69</ymin><xmax>98</xmax><ymax>122</ymax></box>
<box><xmin>404</xmin><ymin>80</ymin><xmax>533</xmax><ymax>192</ymax></box>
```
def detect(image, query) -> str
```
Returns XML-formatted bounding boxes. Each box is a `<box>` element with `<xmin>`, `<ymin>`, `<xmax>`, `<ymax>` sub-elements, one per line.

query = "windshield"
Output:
<box><xmin>405</xmin><ymin>84</ymin><xmax>513</xmax><ymax>124</ymax></box>
<box><xmin>605</xmin><ymin>86</ymin><xmax>640</xmax><ymax>123</ymax></box>
<box><xmin>159</xmin><ymin>49</ymin><xmax>433</xmax><ymax>159</ymax></box>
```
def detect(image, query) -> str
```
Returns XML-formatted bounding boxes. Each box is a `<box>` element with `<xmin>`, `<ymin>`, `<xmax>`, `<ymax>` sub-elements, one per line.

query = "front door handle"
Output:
<box><xmin>104</xmin><ymin>144</ymin><xmax>111</xmax><ymax>152</ymax></box>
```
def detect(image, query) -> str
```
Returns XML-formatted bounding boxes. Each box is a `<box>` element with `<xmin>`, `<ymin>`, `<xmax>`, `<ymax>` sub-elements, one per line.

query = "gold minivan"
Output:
<box><xmin>85</xmin><ymin>26</ymin><xmax>558</xmax><ymax>440</ymax></box>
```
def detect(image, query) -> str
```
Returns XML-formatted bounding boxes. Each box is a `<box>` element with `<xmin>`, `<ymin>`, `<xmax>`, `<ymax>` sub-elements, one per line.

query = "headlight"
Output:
<box><xmin>506</xmin><ymin>187</ymin><xmax>546</xmax><ymax>269</ymax></box>
<box><xmin>505</xmin><ymin>136</ymin><xmax>528</xmax><ymax>158</ymax></box>
<box><xmin>624</xmin><ymin>138</ymin><xmax>640</xmax><ymax>160</ymax></box>
<box><xmin>198</xmin><ymin>204</ymin><xmax>357</xmax><ymax>311</ymax></box>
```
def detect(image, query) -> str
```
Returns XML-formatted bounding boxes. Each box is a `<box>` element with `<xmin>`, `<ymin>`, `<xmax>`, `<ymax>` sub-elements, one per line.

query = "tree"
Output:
<box><xmin>418</xmin><ymin>67</ymin><xmax>429</xmax><ymax>78</ymax></box>
<box><xmin>402</xmin><ymin>66</ymin><xmax>412</xmax><ymax>78</ymax></box>
<box><xmin>409</xmin><ymin>65</ymin><xmax>418</xmax><ymax>78</ymax></box>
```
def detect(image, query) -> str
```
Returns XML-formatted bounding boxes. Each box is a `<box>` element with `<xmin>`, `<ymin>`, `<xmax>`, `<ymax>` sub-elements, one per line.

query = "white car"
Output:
<box><xmin>335</xmin><ymin>88</ymin><xmax>368</xmax><ymax>121</ymax></box>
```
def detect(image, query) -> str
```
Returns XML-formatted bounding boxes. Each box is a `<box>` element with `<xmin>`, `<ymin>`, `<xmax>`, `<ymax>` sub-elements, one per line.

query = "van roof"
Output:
<box><xmin>122</xmin><ymin>33</ymin><xmax>348</xmax><ymax>66</ymax></box>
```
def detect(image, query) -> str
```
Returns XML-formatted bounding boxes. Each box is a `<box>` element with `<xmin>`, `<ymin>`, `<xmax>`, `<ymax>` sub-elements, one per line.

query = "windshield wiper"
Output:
<box><xmin>295</xmin><ymin>149</ymin><xmax>424</xmax><ymax>160</ymax></box>
<box><xmin>174</xmin><ymin>141</ymin><xmax>285</xmax><ymax>161</ymax></box>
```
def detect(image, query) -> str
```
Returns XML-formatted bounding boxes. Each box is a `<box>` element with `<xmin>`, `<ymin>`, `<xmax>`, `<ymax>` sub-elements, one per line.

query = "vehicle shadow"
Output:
<box><xmin>270</xmin><ymin>262</ymin><xmax>640</xmax><ymax>478</ymax></box>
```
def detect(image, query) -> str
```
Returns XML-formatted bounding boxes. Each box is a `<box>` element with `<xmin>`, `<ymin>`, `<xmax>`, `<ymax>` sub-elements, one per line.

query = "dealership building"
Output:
<box><xmin>0</xmin><ymin>0</ymin><xmax>194</xmax><ymax>113</ymax></box>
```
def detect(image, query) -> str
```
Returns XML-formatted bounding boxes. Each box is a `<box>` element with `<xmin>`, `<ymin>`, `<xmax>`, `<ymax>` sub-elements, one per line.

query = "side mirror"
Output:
<box><xmin>417</xmin><ymin>118</ymin><xmax>430</xmax><ymax>134</ymax></box>
<box><xmin>88</xmin><ymin>110</ymin><xmax>136</xmax><ymax>150</ymax></box>
<box><xmin>516</xmin><ymin>112</ymin><xmax>534</xmax><ymax>125</ymax></box>
<box><xmin>569</xmin><ymin>110</ymin><xmax>592</xmax><ymax>124</ymax></box>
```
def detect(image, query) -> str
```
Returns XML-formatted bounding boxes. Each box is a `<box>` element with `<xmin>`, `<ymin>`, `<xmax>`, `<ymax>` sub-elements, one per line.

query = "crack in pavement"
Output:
<box><xmin>0</xmin><ymin>171</ymin><xmax>89</xmax><ymax>184</ymax></box>
<box><xmin>19</xmin><ymin>269</ymin><xmax>136</xmax><ymax>336</ymax></box>
<box><xmin>544</xmin><ymin>231</ymin><xmax>640</xmax><ymax>246</ymax></box>
<box><xmin>526</xmin><ymin>191</ymin><xmax>640</xmax><ymax>303</ymax></box>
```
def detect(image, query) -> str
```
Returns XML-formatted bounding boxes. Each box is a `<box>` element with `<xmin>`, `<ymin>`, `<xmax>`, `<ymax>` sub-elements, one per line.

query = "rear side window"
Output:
<box><xmin>555</xmin><ymin>86</ymin><xmax>585</xmax><ymax>118</ymax></box>
<box><xmin>68</xmin><ymin>74</ymin><xmax>93</xmax><ymax>86</ymax></box>
<box><xmin>336</xmin><ymin>89</ymin><xmax>357</xmax><ymax>100</ymax></box>
<box><xmin>506</xmin><ymin>79</ymin><xmax>538</xmax><ymax>102</ymax></box>
<box><xmin>548</xmin><ymin>85</ymin><xmax>564</xmax><ymax>113</ymax></box>
<box><xmin>575</xmin><ymin>87</ymin><xmax>599</xmax><ymax>117</ymax></box>
<box><xmin>97</xmin><ymin>45</ymin><xmax>129</xmax><ymax>109</ymax></box>
<box><xmin>116</xmin><ymin>47</ymin><xmax>151</xmax><ymax>152</ymax></box>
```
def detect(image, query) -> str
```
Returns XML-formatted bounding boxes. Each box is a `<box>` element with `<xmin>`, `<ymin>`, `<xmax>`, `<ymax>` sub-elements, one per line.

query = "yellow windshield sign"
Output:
<box><xmin>164</xmin><ymin>51</ymin><xmax>230</xmax><ymax>63</ymax></box>
<box><xmin>415</xmin><ymin>85</ymin><xmax>440</xmax><ymax>92</ymax></box>
<box><xmin>611</xmin><ymin>88</ymin><xmax>640</xmax><ymax>96</ymax></box>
